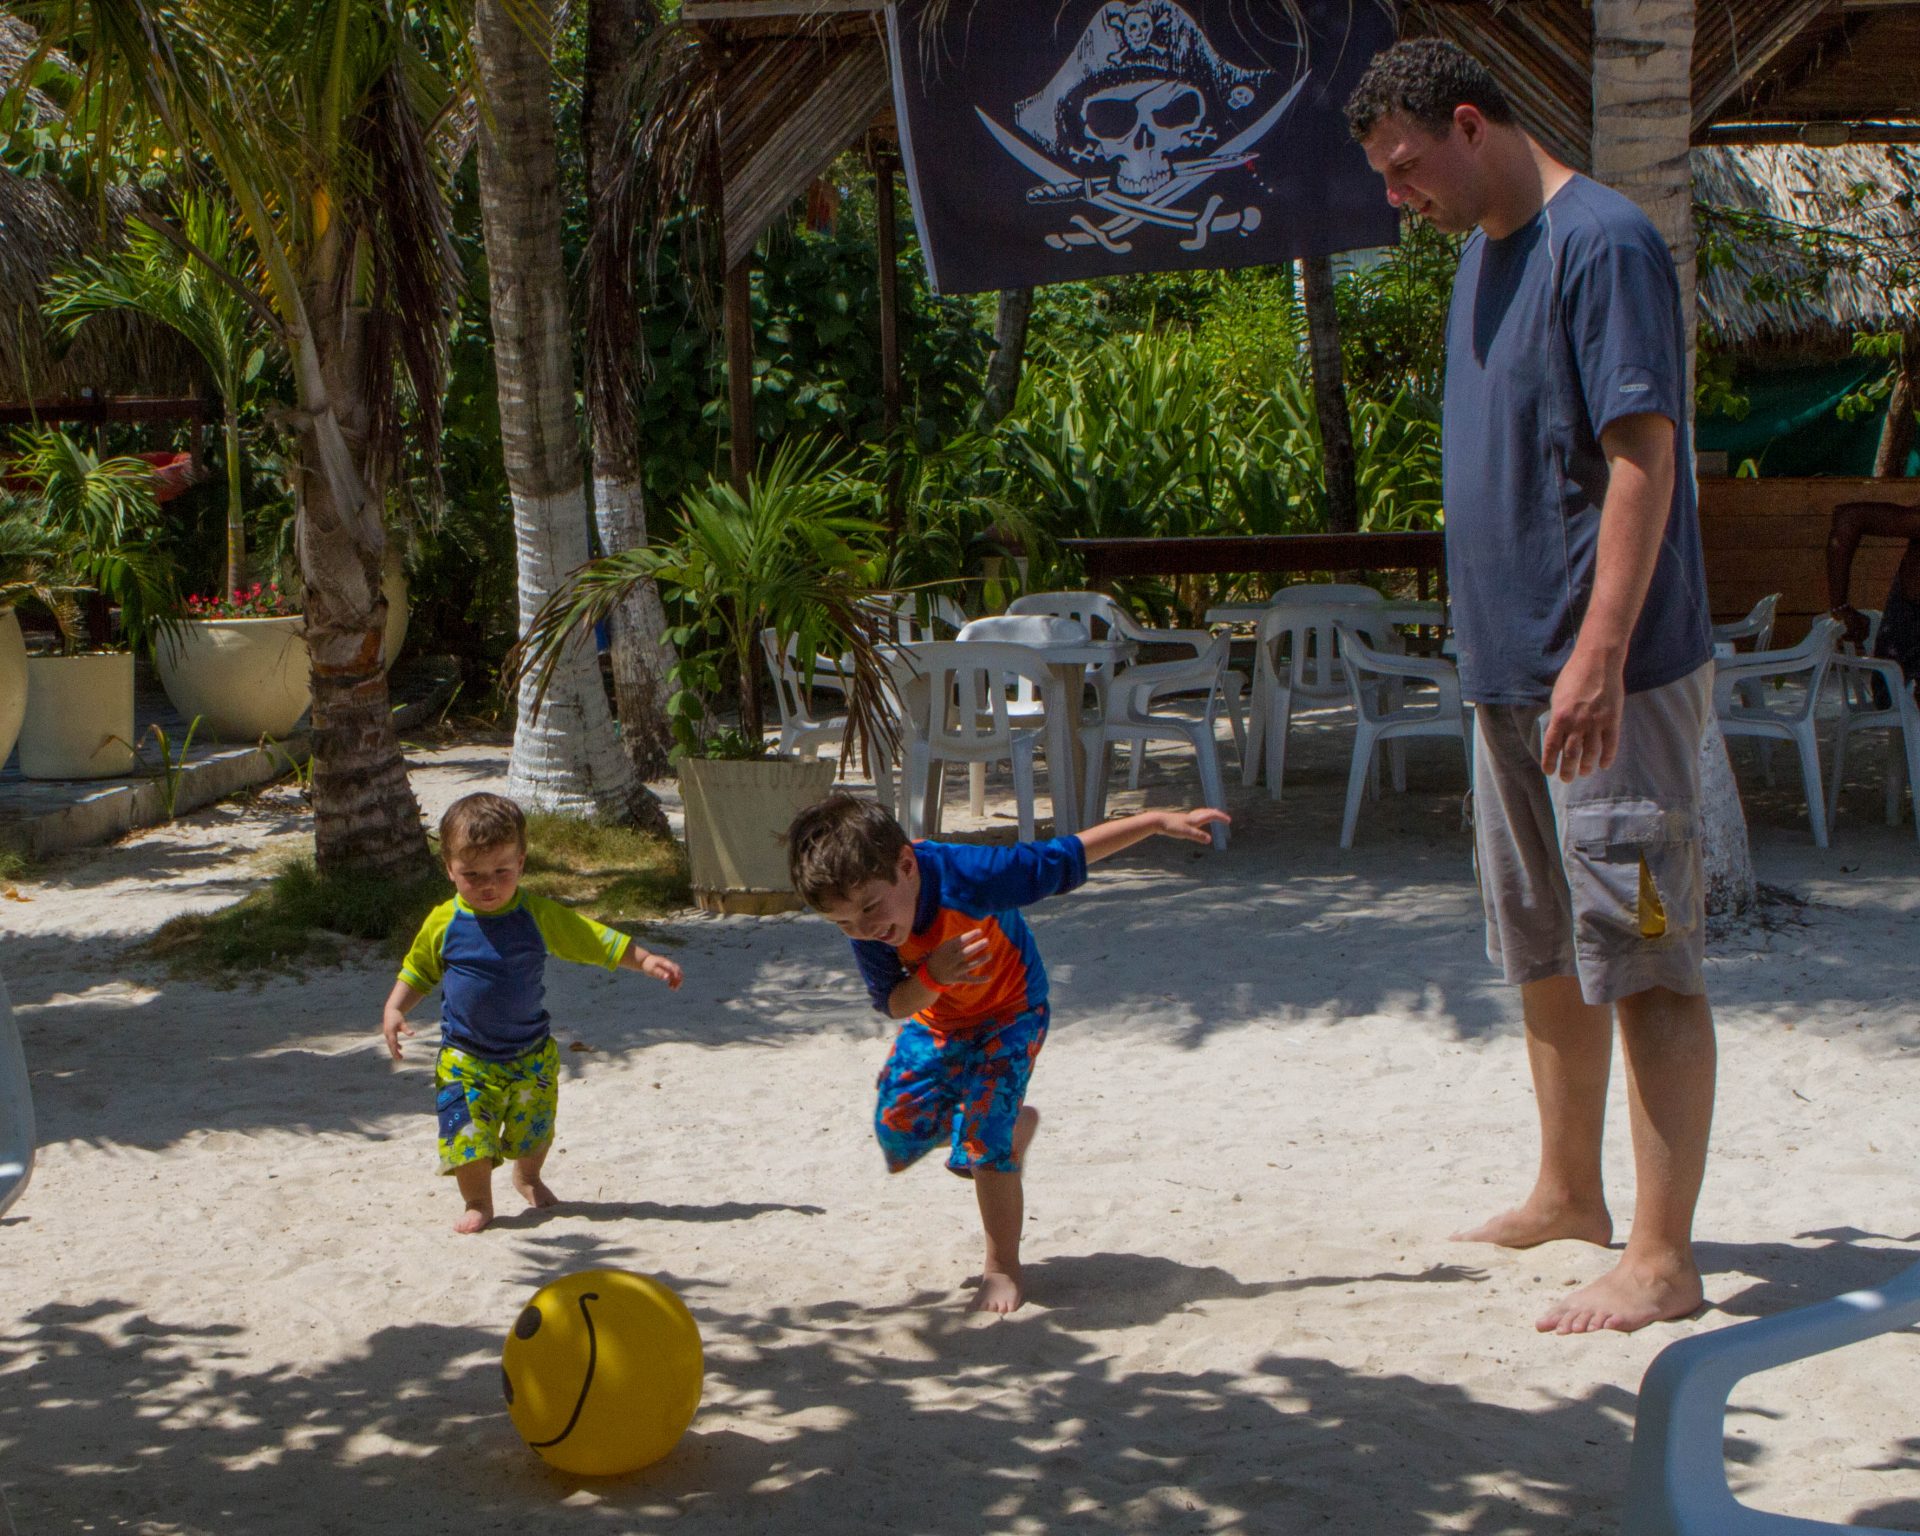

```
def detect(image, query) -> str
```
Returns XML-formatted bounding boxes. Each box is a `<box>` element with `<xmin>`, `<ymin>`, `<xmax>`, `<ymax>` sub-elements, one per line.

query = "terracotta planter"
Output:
<box><xmin>0</xmin><ymin>610</ymin><xmax>25</xmax><ymax>770</ymax></box>
<box><xmin>156</xmin><ymin>614</ymin><xmax>311</xmax><ymax>741</ymax></box>
<box><xmin>678</xmin><ymin>754</ymin><xmax>837</xmax><ymax>914</ymax></box>
<box><xmin>381</xmin><ymin>547</ymin><xmax>409</xmax><ymax>672</ymax></box>
<box><xmin>19</xmin><ymin>652</ymin><xmax>135</xmax><ymax>780</ymax></box>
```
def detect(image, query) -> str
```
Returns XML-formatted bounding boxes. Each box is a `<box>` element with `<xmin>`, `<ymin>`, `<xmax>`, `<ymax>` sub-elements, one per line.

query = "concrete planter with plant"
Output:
<box><xmin>514</xmin><ymin>440</ymin><xmax>896</xmax><ymax>913</ymax></box>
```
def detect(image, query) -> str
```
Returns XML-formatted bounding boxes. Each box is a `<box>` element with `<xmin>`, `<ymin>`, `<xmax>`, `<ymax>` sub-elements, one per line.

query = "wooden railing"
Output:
<box><xmin>1061</xmin><ymin>531</ymin><xmax>1447</xmax><ymax>599</ymax></box>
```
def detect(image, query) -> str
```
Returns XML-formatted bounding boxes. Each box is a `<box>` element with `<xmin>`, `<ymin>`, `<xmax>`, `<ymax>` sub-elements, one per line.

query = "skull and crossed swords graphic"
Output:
<box><xmin>973</xmin><ymin>0</ymin><xmax>1308</xmax><ymax>260</ymax></box>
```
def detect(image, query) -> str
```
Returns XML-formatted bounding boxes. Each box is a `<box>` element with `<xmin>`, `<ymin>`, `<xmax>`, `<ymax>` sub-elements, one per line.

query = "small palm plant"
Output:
<box><xmin>4</xmin><ymin>429</ymin><xmax>181</xmax><ymax>653</ymax></box>
<box><xmin>45</xmin><ymin>190</ymin><xmax>270</xmax><ymax>602</ymax></box>
<box><xmin>514</xmin><ymin>438</ymin><xmax>896</xmax><ymax>765</ymax></box>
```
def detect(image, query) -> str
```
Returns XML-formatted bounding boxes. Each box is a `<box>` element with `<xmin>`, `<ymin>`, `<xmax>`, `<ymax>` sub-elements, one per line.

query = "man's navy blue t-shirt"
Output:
<box><xmin>1441</xmin><ymin>174</ymin><xmax>1711</xmax><ymax>705</ymax></box>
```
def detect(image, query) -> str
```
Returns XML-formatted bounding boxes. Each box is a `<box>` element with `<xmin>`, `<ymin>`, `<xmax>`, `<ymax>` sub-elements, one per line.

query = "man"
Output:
<box><xmin>1827</xmin><ymin>499</ymin><xmax>1920</xmax><ymax>693</ymax></box>
<box><xmin>1345</xmin><ymin>40</ymin><xmax>1717</xmax><ymax>1335</ymax></box>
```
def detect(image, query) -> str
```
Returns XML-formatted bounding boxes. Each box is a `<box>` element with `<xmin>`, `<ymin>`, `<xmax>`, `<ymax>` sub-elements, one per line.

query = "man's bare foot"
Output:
<box><xmin>969</xmin><ymin>1267</ymin><xmax>1025</xmax><ymax>1314</ymax></box>
<box><xmin>1452</xmin><ymin>1195</ymin><xmax>1612</xmax><ymax>1250</ymax></box>
<box><xmin>1011</xmin><ymin>1106</ymin><xmax>1040</xmax><ymax>1169</ymax></box>
<box><xmin>454</xmin><ymin>1203</ymin><xmax>493</xmax><ymax>1234</ymax></box>
<box><xmin>512</xmin><ymin>1172</ymin><xmax>559</xmax><ymax>1210</ymax></box>
<box><xmin>1536</xmin><ymin>1251</ymin><xmax>1704</xmax><ymax>1334</ymax></box>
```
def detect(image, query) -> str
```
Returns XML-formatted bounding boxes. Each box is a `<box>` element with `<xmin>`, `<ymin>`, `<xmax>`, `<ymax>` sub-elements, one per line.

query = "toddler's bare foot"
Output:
<box><xmin>513</xmin><ymin>1172</ymin><xmax>559</xmax><ymax>1210</ymax></box>
<box><xmin>1452</xmin><ymin>1195</ymin><xmax>1612</xmax><ymax>1250</ymax></box>
<box><xmin>454</xmin><ymin>1202</ymin><xmax>493</xmax><ymax>1234</ymax></box>
<box><xmin>1537</xmin><ymin>1252</ymin><xmax>1704</xmax><ymax>1335</ymax></box>
<box><xmin>969</xmin><ymin>1266</ymin><xmax>1025</xmax><ymax>1314</ymax></box>
<box><xmin>1011</xmin><ymin>1106</ymin><xmax>1040</xmax><ymax>1169</ymax></box>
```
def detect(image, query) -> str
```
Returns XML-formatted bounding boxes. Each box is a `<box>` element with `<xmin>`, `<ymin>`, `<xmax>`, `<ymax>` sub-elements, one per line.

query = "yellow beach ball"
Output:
<box><xmin>501</xmin><ymin>1268</ymin><xmax>703</xmax><ymax>1476</ymax></box>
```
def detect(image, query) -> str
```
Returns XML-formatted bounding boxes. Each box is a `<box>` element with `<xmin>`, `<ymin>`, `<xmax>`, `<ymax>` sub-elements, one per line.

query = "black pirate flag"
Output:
<box><xmin>886</xmin><ymin>0</ymin><xmax>1398</xmax><ymax>293</ymax></box>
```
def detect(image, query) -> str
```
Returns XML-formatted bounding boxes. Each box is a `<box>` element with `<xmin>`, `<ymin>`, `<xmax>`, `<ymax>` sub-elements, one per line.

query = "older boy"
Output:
<box><xmin>787</xmin><ymin>794</ymin><xmax>1226</xmax><ymax>1314</ymax></box>
<box><xmin>381</xmin><ymin>792</ymin><xmax>683</xmax><ymax>1233</ymax></box>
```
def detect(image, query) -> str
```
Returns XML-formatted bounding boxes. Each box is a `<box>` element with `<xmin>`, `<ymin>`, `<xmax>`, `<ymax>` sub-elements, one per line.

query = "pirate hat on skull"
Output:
<box><xmin>1012</xmin><ymin>0</ymin><xmax>1280</xmax><ymax>196</ymax></box>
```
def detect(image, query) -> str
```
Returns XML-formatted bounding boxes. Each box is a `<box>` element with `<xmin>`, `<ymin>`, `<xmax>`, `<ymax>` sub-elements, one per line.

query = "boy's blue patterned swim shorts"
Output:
<box><xmin>873</xmin><ymin>1006</ymin><xmax>1047</xmax><ymax>1176</ymax></box>
<box><xmin>433</xmin><ymin>1038</ymin><xmax>559</xmax><ymax>1174</ymax></box>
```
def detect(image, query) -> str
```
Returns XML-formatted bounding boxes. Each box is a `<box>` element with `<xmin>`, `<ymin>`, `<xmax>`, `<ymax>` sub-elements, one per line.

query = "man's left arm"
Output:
<box><xmin>1540</xmin><ymin>410</ymin><xmax>1675</xmax><ymax>782</ymax></box>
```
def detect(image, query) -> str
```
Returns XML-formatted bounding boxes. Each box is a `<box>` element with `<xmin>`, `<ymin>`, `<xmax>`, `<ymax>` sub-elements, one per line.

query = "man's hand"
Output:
<box><xmin>382</xmin><ymin>1012</ymin><xmax>415</xmax><ymax>1062</ymax></box>
<box><xmin>639</xmin><ymin>953</ymin><xmax>684</xmax><ymax>989</ymax></box>
<box><xmin>1833</xmin><ymin>602</ymin><xmax>1871</xmax><ymax>650</ymax></box>
<box><xmin>926</xmin><ymin>928</ymin><xmax>992</xmax><ymax>986</ymax></box>
<box><xmin>1541</xmin><ymin>644</ymin><xmax>1624</xmax><ymax>782</ymax></box>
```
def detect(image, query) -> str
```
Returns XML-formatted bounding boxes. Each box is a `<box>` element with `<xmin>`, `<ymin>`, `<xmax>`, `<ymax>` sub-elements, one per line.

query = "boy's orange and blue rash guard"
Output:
<box><xmin>850</xmin><ymin>837</ymin><xmax>1086</xmax><ymax>1032</ymax></box>
<box><xmin>398</xmin><ymin>892</ymin><xmax>630</xmax><ymax>1061</ymax></box>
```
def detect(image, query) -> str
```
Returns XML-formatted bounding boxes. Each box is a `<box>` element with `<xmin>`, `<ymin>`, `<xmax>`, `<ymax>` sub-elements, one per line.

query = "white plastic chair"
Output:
<box><xmin>1104</xmin><ymin>608</ymin><xmax>1247</xmax><ymax>776</ymax></box>
<box><xmin>871</xmin><ymin>590</ymin><xmax>968</xmax><ymax>645</ymax></box>
<box><xmin>1243</xmin><ymin>594</ymin><xmax>1391</xmax><ymax>798</ymax></box>
<box><xmin>1826</xmin><ymin>650</ymin><xmax>1920</xmax><ymax>841</ymax></box>
<box><xmin>1006</xmin><ymin>592</ymin><xmax>1127</xmax><ymax>698</ymax></box>
<box><xmin>1621</xmin><ymin>1259</ymin><xmax>1920</xmax><ymax>1535</ymax></box>
<box><xmin>0</xmin><ymin>970</ymin><xmax>33</xmax><ymax>1222</ymax></box>
<box><xmin>1271</xmin><ymin>582</ymin><xmax>1387</xmax><ymax>607</ymax></box>
<box><xmin>1711</xmin><ymin>593</ymin><xmax>1781</xmax><ymax>654</ymax></box>
<box><xmin>890</xmin><ymin>640</ymin><xmax>1072</xmax><ymax>840</ymax></box>
<box><xmin>956</xmin><ymin>615</ymin><xmax>1084</xmax><ymax>819</ymax></box>
<box><xmin>759</xmin><ymin>629</ymin><xmax>847</xmax><ymax>761</ymax></box>
<box><xmin>1334</xmin><ymin>622</ymin><xmax>1471</xmax><ymax>849</ymax></box>
<box><xmin>1080</xmin><ymin>630</ymin><xmax>1234</xmax><ymax>850</ymax></box>
<box><xmin>1713</xmin><ymin>617</ymin><xmax>1841</xmax><ymax>848</ymax></box>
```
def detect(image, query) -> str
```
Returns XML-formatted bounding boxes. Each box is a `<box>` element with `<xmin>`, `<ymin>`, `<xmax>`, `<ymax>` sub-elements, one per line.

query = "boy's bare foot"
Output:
<box><xmin>512</xmin><ymin>1171</ymin><xmax>559</xmax><ymax>1210</ymax></box>
<box><xmin>1452</xmin><ymin>1194</ymin><xmax>1612</xmax><ymax>1250</ymax></box>
<box><xmin>1011</xmin><ymin>1106</ymin><xmax>1040</xmax><ymax>1169</ymax></box>
<box><xmin>454</xmin><ymin>1202</ymin><xmax>493</xmax><ymax>1234</ymax></box>
<box><xmin>970</xmin><ymin>1266</ymin><xmax>1025</xmax><ymax>1314</ymax></box>
<box><xmin>1536</xmin><ymin>1252</ymin><xmax>1704</xmax><ymax>1335</ymax></box>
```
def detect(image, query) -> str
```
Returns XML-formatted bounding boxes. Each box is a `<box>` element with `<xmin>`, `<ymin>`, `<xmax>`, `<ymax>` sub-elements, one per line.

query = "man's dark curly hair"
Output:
<box><xmin>1344</xmin><ymin>38</ymin><xmax>1515</xmax><ymax>140</ymax></box>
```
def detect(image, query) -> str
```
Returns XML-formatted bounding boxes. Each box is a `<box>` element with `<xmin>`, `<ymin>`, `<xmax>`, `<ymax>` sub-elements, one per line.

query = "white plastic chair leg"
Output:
<box><xmin>1795</xmin><ymin>731</ymin><xmax>1830</xmax><ymax>848</ymax></box>
<box><xmin>1011</xmin><ymin>741</ymin><xmax>1037</xmax><ymax>842</ymax></box>
<box><xmin>1827</xmin><ymin>718</ymin><xmax>1853</xmax><ymax>831</ymax></box>
<box><xmin>1192</xmin><ymin>731</ymin><xmax>1229</xmax><ymax>850</ymax></box>
<box><xmin>1127</xmin><ymin>738</ymin><xmax>1145</xmax><ymax>790</ymax></box>
<box><xmin>1621</xmin><ymin>1260</ymin><xmax>1920</xmax><ymax>1536</ymax></box>
<box><xmin>1340</xmin><ymin>723</ymin><xmax>1377</xmax><ymax>849</ymax></box>
<box><xmin>1264</xmin><ymin>690</ymin><xmax>1293</xmax><ymax>802</ymax></box>
<box><xmin>1240</xmin><ymin>689</ymin><xmax>1266</xmax><ymax>786</ymax></box>
<box><xmin>1898</xmin><ymin>730</ymin><xmax>1920</xmax><ymax>838</ymax></box>
<box><xmin>969</xmin><ymin>761</ymin><xmax>987</xmax><ymax>819</ymax></box>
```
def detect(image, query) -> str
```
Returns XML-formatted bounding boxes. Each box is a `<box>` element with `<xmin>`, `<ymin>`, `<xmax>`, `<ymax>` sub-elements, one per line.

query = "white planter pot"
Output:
<box><xmin>156</xmin><ymin>614</ymin><xmax>311</xmax><ymax>742</ymax></box>
<box><xmin>20</xmin><ymin>652</ymin><xmax>135</xmax><ymax>780</ymax></box>
<box><xmin>0</xmin><ymin>610</ymin><xmax>25</xmax><ymax>771</ymax></box>
<box><xmin>678</xmin><ymin>754</ymin><xmax>837</xmax><ymax>914</ymax></box>
<box><xmin>381</xmin><ymin>548</ymin><xmax>409</xmax><ymax>673</ymax></box>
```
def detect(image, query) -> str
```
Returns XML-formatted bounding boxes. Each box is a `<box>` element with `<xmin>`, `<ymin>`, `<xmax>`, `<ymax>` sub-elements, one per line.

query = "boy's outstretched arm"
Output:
<box><xmin>618</xmin><ymin>944</ymin><xmax>684</xmax><ymax>989</ymax></box>
<box><xmin>1077</xmin><ymin>807</ymin><xmax>1230</xmax><ymax>866</ymax></box>
<box><xmin>382</xmin><ymin>979</ymin><xmax>426</xmax><ymax>1061</ymax></box>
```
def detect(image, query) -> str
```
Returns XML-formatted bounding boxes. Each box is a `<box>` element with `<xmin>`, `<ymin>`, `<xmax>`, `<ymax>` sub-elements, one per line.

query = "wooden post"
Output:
<box><xmin>725</xmin><ymin>257</ymin><xmax>753</xmax><ymax>494</ymax></box>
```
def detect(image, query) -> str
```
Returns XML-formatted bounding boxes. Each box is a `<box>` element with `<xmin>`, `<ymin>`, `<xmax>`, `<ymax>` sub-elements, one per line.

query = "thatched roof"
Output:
<box><xmin>1694</xmin><ymin>141</ymin><xmax>1920</xmax><ymax>347</ymax></box>
<box><xmin>0</xmin><ymin>18</ymin><xmax>199</xmax><ymax>402</ymax></box>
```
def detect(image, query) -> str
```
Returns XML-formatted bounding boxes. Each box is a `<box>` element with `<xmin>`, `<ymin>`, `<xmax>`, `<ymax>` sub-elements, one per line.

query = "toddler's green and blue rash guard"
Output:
<box><xmin>398</xmin><ymin>892</ymin><xmax>631</xmax><ymax>1061</ymax></box>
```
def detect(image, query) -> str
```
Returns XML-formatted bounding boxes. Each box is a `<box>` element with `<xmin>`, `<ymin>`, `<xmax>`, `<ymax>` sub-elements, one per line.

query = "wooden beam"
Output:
<box><xmin>685</xmin><ymin>0</ymin><xmax>878</xmax><ymax>17</ymax></box>
<box><xmin>1692</xmin><ymin>0</ymin><xmax>1831</xmax><ymax>133</ymax></box>
<box><xmin>872</xmin><ymin>145</ymin><xmax>903</xmax><ymax>541</ymax></box>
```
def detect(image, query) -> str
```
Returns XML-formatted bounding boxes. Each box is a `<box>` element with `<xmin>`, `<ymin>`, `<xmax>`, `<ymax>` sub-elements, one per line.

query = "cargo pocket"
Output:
<box><xmin>1563</xmin><ymin>799</ymin><xmax>1700</xmax><ymax>957</ymax></box>
<box><xmin>435</xmin><ymin>1082</ymin><xmax>474</xmax><ymax>1139</ymax></box>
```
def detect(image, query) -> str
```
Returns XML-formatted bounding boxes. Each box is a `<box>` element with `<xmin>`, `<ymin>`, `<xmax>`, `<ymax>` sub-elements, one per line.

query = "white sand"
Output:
<box><xmin>2</xmin><ymin>717</ymin><xmax>1918</xmax><ymax>1535</ymax></box>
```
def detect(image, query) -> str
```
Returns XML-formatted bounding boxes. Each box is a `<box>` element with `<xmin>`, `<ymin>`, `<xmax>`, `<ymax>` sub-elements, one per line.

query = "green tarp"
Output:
<box><xmin>1696</xmin><ymin>358</ymin><xmax>1919</xmax><ymax>478</ymax></box>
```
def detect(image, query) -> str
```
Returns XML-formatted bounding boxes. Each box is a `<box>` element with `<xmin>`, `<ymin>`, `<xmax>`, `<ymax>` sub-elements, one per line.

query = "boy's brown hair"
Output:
<box><xmin>439</xmin><ymin>792</ymin><xmax>527</xmax><ymax>864</ymax></box>
<box><xmin>786</xmin><ymin>794</ymin><xmax>910</xmax><ymax>908</ymax></box>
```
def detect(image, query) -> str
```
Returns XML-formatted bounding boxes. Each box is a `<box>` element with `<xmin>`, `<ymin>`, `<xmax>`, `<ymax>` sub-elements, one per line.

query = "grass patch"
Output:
<box><xmin>148</xmin><ymin>815</ymin><xmax>689</xmax><ymax>983</ymax></box>
<box><xmin>520</xmin><ymin>812</ymin><xmax>691</xmax><ymax>926</ymax></box>
<box><xmin>0</xmin><ymin>848</ymin><xmax>31</xmax><ymax>883</ymax></box>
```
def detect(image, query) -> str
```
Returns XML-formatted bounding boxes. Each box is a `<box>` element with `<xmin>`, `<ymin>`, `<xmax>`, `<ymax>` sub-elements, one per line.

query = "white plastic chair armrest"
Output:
<box><xmin>1623</xmin><ymin>1261</ymin><xmax>1920</xmax><ymax>1536</ymax></box>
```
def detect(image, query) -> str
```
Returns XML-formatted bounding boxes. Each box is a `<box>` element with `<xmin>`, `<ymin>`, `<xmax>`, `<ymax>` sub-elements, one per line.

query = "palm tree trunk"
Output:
<box><xmin>1302</xmin><ymin>254</ymin><xmax>1359</xmax><ymax>535</ymax></box>
<box><xmin>978</xmin><ymin>288</ymin><xmax>1032</xmax><ymax>428</ymax></box>
<box><xmin>584</xmin><ymin>0</ymin><xmax>677</xmax><ymax>794</ymax></box>
<box><xmin>1593</xmin><ymin>0</ymin><xmax>1753</xmax><ymax>916</ymax></box>
<box><xmin>1873</xmin><ymin>331</ymin><xmax>1917</xmax><ymax>478</ymax></box>
<box><xmin>297</xmin><ymin>263</ymin><xmax>429</xmax><ymax>877</ymax></box>
<box><xmin>223</xmin><ymin>405</ymin><xmax>246</xmax><ymax>596</ymax></box>
<box><xmin>473</xmin><ymin>0</ymin><xmax>651</xmax><ymax>822</ymax></box>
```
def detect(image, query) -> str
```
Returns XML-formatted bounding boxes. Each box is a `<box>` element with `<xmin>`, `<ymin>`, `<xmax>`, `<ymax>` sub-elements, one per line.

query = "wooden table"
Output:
<box><xmin>1063</xmin><ymin>531</ymin><xmax>1447</xmax><ymax>602</ymax></box>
